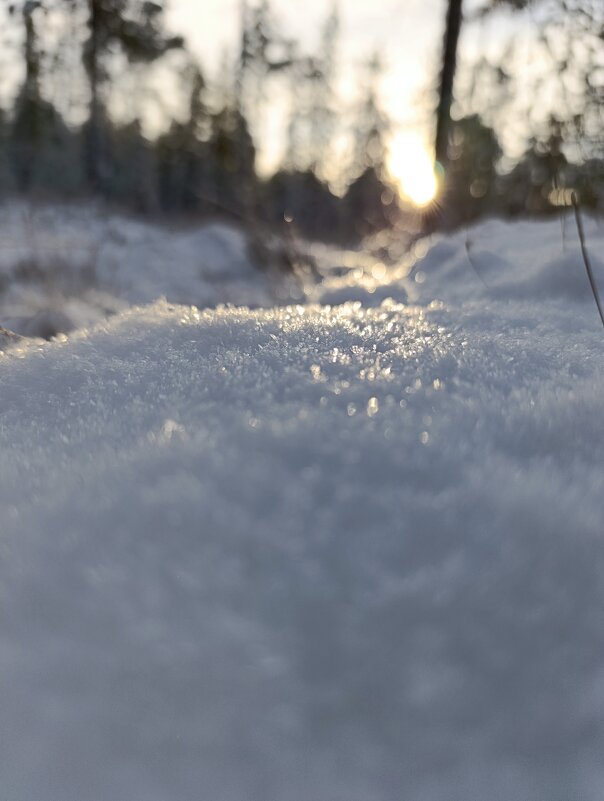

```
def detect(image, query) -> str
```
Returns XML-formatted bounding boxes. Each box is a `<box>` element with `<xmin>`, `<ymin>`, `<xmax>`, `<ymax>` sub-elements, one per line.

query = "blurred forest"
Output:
<box><xmin>0</xmin><ymin>0</ymin><xmax>602</xmax><ymax>242</ymax></box>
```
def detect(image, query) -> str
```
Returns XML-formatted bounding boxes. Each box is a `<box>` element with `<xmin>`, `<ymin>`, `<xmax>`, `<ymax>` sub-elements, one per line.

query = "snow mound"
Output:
<box><xmin>0</xmin><ymin>203</ymin><xmax>294</xmax><ymax>337</ymax></box>
<box><xmin>408</xmin><ymin>215</ymin><xmax>604</xmax><ymax>308</ymax></box>
<box><xmin>1</xmin><ymin>278</ymin><xmax>604</xmax><ymax>800</ymax></box>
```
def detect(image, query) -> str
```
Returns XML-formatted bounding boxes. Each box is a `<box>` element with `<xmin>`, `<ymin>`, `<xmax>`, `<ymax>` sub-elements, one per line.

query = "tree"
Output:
<box><xmin>8</xmin><ymin>1</ymin><xmax>79</xmax><ymax>193</ymax></box>
<box><xmin>109</xmin><ymin>118</ymin><xmax>158</xmax><ymax>210</ymax></box>
<box><xmin>8</xmin><ymin>0</ymin><xmax>45</xmax><ymax>189</ymax></box>
<box><xmin>74</xmin><ymin>0</ymin><xmax>183</xmax><ymax>190</ymax></box>
<box><xmin>236</xmin><ymin>0</ymin><xmax>293</xmax><ymax>149</ymax></box>
<box><xmin>341</xmin><ymin>51</ymin><xmax>396</xmax><ymax>239</ymax></box>
<box><xmin>440</xmin><ymin>114</ymin><xmax>501</xmax><ymax>226</ymax></box>
<box><xmin>156</xmin><ymin>63</ymin><xmax>213</xmax><ymax>212</ymax></box>
<box><xmin>0</xmin><ymin>109</ymin><xmax>14</xmax><ymax>197</ymax></box>
<box><xmin>208</xmin><ymin>102</ymin><xmax>256</xmax><ymax>217</ymax></box>
<box><xmin>469</xmin><ymin>1</ymin><xmax>604</xmax><ymax>167</ymax></box>
<box><xmin>435</xmin><ymin>0</ymin><xmax>464</xmax><ymax>170</ymax></box>
<box><xmin>285</xmin><ymin>3</ymin><xmax>340</xmax><ymax>179</ymax></box>
<box><xmin>350</xmin><ymin>51</ymin><xmax>390</xmax><ymax>178</ymax></box>
<box><xmin>342</xmin><ymin>167</ymin><xmax>398</xmax><ymax>240</ymax></box>
<box><xmin>261</xmin><ymin>169</ymin><xmax>341</xmax><ymax>240</ymax></box>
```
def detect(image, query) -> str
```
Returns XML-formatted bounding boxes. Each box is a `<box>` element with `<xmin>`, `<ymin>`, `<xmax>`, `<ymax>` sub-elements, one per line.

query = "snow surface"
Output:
<box><xmin>1</xmin><ymin>208</ymin><xmax>604</xmax><ymax>800</ymax></box>
<box><xmin>0</xmin><ymin>202</ymin><xmax>297</xmax><ymax>338</ymax></box>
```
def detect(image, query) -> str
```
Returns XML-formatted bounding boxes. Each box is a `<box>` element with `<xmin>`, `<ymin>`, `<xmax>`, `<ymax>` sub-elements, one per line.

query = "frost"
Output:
<box><xmin>1</xmin><ymin>212</ymin><xmax>604</xmax><ymax>800</ymax></box>
<box><xmin>367</xmin><ymin>396</ymin><xmax>380</xmax><ymax>416</ymax></box>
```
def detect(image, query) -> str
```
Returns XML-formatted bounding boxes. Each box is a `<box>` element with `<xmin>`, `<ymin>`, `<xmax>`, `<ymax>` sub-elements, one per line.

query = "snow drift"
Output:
<box><xmin>1</xmin><ymin>209</ymin><xmax>604</xmax><ymax>801</ymax></box>
<box><xmin>0</xmin><ymin>202</ymin><xmax>296</xmax><ymax>337</ymax></box>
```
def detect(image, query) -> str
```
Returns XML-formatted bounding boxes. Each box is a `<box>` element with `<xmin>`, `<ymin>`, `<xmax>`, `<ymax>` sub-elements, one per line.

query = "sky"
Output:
<box><xmin>164</xmin><ymin>0</ymin><xmax>449</xmax><ymax>171</ymax></box>
<box><xmin>165</xmin><ymin>0</ymin><xmax>445</xmax><ymax>112</ymax></box>
<box><xmin>0</xmin><ymin>0</ymin><xmax>526</xmax><ymax>193</ymax></box>
<box><xmin>0</xmin><ymin>0</ymin><xmax>453</xmax><ymax>190</ymax></box>
<box><xmin>160</xmin><ymin>0</ymin><xmax>523</xmax><ymax>183</ymax></box>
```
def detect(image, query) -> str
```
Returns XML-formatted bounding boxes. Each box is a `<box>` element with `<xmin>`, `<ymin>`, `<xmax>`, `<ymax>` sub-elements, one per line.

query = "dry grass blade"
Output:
<box><xmin>571</xmin><ymin>191</ymin><xmax>604</xmax><ymax>330</ymax></box>
<box><xmin>464</xmin><ymin>233</ymin><xmax>490</xmax><ymax>290</ymax></box>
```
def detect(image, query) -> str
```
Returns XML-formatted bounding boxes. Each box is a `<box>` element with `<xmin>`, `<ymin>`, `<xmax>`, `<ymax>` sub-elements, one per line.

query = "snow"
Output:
<box><xmin>1</xmin><ymin>206</ymin><xmax>604</xmax><ymax>800</ymax></box>
<box><xmin>0</xmin><ymin>202</ymin><xmax>294</xmax><ymax>338</ymax></box>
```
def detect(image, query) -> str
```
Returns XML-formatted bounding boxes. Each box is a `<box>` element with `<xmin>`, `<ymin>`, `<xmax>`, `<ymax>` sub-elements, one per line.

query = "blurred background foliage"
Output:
<box><xmin>0</xmin><ymin>0</ymin><xmax>602</xmax><ymax>241</ymax></box>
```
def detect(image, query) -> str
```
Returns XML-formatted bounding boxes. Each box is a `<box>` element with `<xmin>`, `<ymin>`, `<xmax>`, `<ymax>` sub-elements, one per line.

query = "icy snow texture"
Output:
<box><xmin>1</xmin><ymin>212</ymin><xmax>604</xmax><ymax>800</ymax></box>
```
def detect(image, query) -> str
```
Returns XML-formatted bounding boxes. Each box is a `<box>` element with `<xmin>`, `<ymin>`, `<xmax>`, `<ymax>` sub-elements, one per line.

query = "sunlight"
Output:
<box><xmin>387</xmin><ymin>133</ymin><xmax>439</xmax><ymax>207</ymax></box>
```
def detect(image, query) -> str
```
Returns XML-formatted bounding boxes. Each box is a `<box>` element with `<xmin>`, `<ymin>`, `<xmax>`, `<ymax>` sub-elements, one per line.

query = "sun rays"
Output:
<box><xmin>387</xmin><ymin>132</ymin><xmax>439</xmax><ymax>208</ymax></box>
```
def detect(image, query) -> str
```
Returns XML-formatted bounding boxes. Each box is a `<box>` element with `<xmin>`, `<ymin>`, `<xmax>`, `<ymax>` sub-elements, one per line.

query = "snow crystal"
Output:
<box><xmin>1</xmin><ymin>211</ymin><xmax>604</xmax><ymax>800</ymax></box>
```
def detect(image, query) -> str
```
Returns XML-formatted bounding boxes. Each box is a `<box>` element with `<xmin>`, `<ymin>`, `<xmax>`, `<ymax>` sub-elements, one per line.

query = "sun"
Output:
<box><xmin>387</xmin><ymin>132</ymin><xmax>439</xmax><ymax>207</ymax></box>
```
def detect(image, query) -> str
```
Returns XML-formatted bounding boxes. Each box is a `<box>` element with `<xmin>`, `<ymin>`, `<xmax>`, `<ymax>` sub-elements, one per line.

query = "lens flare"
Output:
<box><xmin>387</xmin><ymin>133</ymin><xmax>438</xmax><ymax>207</ymax></box>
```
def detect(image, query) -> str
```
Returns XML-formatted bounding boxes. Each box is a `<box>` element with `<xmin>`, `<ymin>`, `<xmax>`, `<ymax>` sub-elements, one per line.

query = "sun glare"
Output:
<box><xmin>388</xmin><ymin>133</ymin><xmax>439</xmax><ymax>207</ymax></box>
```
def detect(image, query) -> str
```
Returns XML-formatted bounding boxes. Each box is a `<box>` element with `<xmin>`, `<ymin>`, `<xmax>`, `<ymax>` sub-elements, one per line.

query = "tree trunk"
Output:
<box><xmin>84</xmin><ymin>0</ymin><xmax>102</xmax><ymax>191</ymax></box>
<box><xmin>435</xmin><ymin>0</ymin><xmax>464</xmax><ymax>168</ymax></box>
<box><xmin>24</xmin><ymin>7</ymin><xmax>40</xmax><ymax>96</ymax></box>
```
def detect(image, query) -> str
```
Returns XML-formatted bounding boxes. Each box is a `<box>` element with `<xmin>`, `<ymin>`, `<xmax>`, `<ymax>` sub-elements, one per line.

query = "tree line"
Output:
<box><xmin>0</xmin><ymin>0</ymin><xmax>402</xmax><ymax>241</ymax></box>
<box><xmin>435</xmin><ymin>0</ymin><xmax>604</xmax><ymax>228</ymax></box>
<box><xmin>0</xmin><ymin>0</ymin><xmax>602</xmax><ymax>241</ymax></box>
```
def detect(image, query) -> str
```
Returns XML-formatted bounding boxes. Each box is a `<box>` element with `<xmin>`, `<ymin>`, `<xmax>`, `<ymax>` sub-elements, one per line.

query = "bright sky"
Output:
<box><xmin>161</xmin><ymin>0</ymin><xmax>522</xmax><ymax>201</ymax></box>
<box><xmin>164</xmin><ymin>0</ymin><xmax>447</xmax><ymax>175</ymax></box>
<box><xmin>165</xmin><ymin>0</ymin><xmax>445</xmax><ymax>121</ymax></box>
<box><xmin>0</xmin><ymin>0</ymin><xmax>524</xmax><ymax>203</ymax></box>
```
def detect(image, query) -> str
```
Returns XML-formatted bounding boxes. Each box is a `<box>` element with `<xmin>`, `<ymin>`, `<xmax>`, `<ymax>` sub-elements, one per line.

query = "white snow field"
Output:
<box><xmin>1</xmin><ymin>207</ymin><xmax>604</xmax><ymax>800</ymax></box>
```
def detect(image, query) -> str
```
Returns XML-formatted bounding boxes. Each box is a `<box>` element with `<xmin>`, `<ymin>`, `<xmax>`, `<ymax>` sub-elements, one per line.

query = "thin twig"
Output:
<box><xmin>571</xmin><ymin>191</ymin><xmax>604</xmax><ymax>330</ymax></box>
<box><xmin>464</xmin><ymin>233</ymin><xmax>490</xmax><ymax>290</ymax></box>
<box><xmin>559</xmin><ymin>206</ymin><xmax>568</xmax><ymax>253</ymax></box>
<box><xmin>552</xmin><ymin>170</ymin><xmax>567</xmax><ymax>253</ymax></box>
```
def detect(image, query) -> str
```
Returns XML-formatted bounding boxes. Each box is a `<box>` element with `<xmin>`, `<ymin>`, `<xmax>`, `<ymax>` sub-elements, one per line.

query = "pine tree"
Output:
<box><xmin>209</xmin><ymin>102</ymin><xmax>256</xmax><ymax>216</ymax></box>
<box><xmin>350</xmin><ymin>51</ymin><xmax>389</xmax><ymax>178</ymax></box>
<box><xmin>343</xmin><ymin>52</ymin><xmax>396</xmax><ymax>239</ymax></box>
<box><xmin>156</xmin><ymin>63</ymin><xmax>212</xmax><ymax>212</ymax></box>
<box><xmin>74</xmin><ymin>0</ymin><xmax>183</xmax><ymax>191</ymax></box>
<box><xmin>440</xmin><ymin>114</ymin><xmax>501</xmax><ymax>226</ymax></box>
<box><xmin>236</xmin><ymin>0</ymin><xmax>293</xmax><ymax>150</ymax></box>
<box><xmin>8</xmin><ymin>1</ymin><xmax>76</xmax><ymax>192</ymax></box>
<box><xmin>9</xmin><ymin>1</ymin><xmax>44</xmax><ymax>189</ymax></box>
<box><xmin>285</xmin><ymin>2</ymin><xmax>339</xmax><ymax>179</ymax></box>
<box><xmin>475</xmin><ymin>0</ymin><xmax>604</xmax><ymax>158</ymax></box>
